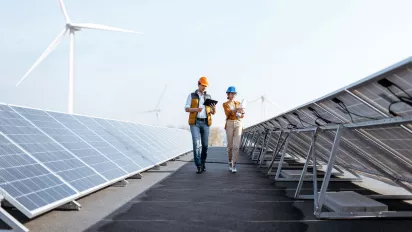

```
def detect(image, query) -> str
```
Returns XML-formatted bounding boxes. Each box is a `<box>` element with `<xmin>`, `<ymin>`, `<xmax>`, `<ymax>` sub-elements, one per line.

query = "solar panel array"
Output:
<box><xmin>243</xmin><ymin>57</ymin><xmax>412</xmax><ymax>191</ymax></box>
<box><xmin>0</xmin><ymin>104</ymin><xmax>192</xmax><ymax>218</ymax></box>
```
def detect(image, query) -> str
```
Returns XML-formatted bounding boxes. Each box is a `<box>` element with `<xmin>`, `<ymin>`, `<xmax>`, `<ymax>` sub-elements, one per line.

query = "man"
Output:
<box><xmin>185</xmin><ymin>76</ymin><xmax>216</xmax><ymax>173</ymax></box>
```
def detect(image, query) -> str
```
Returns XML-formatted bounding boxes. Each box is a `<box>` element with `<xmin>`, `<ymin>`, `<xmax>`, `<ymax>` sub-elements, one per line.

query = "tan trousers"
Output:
<box><xmin>226</xmin><ymin>120</ymin><xmax>243</xmax><ymax>165</ymax></box>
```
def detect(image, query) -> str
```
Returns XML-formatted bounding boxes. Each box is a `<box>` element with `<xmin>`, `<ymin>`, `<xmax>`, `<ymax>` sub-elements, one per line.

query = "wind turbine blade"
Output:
<box><xmin>264</xmin><ymin>97</ymin><xmax>283</xmax><ymax>111</ymax></box>
<box><xmin>137</xmin><ymin>109</ymin><xmax>159</xmax><ymax>113</ymax></box>
<box><xmin>16</xmin><ymin>28</ymin><xmax>67</xmax><ymax>87</ymax></box>
<box><xmin>248</xmin><ymin>97</ymin><xmax>261</xmax><ymax>103</ymax></box>
<box><xmin>71</xmin><ymin>23</ymin><xmax>144</xmax><ymax>34</ymax></box>
<box><xmin>58</xmin><ymin>0</ymin><xmax>71</xmax><ymax>22</ymax></box>
<box><xmin>155</xmin><ymin>85</ymin><xmax>167</xmax><ymax>109</ymax></box>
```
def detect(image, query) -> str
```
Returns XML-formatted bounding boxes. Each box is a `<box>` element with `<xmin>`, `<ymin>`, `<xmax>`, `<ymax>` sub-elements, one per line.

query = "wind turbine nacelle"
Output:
<box><xmin>66</xmin><ymin>24</ymin><xmax>81</xmax><ymax>31</ymax></box>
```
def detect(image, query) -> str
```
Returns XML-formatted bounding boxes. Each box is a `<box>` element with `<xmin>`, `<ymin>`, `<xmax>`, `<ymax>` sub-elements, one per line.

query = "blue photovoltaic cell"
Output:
<box><xmin>11</xmin><ymin>106</ymin><xmax>126</xmax><ymax>181</ymax></box>
<box><xmin>0</xmin><ymin>105</ymin><xmax>104</xmax><ymax>193</ymax></box>
<box><xmin>48</xmin><ymin>112</ymin><xmax>141</xmax><ymax>174</ymax></box>
<box><xmin>91</xmin><ymin>118</ymin><xmax>157</xmax><ymax>167</ymax></box>
<box><xmin>0</xmin><ymin>134</ymin><xmax>77</xmax><ymax>213</ymax></box>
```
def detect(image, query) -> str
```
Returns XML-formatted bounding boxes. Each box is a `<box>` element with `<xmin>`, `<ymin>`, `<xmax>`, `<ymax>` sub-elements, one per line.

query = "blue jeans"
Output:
<box><xmin>190</xmin><ymin>120</ymin><xmax>210</xmax><ymax>167</ymax></box>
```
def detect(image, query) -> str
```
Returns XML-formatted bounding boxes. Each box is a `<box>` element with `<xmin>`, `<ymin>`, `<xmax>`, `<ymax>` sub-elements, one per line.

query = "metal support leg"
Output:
<box><xmin>241</xmin><ymin>133</ymin><xmax>250</xmax><ymax>151</ymax></box>
<box><xmin>275</xmin><ymin>134</ymin><xmax>292</xmax><ymax>179</ymax></box>
<box><xmin>0</xmin><ymin>207</ymin><xmax>29</xmax><ymax>232</ymax></box>
<box><xmin>0</xmin><ymin>196</ymin><xmax>29</xmax><ymax>232</ymax></box>
<box><xmin>128</xmin><ymin>173</ymin><xmax>143</xmax><ymax>179</ymax></box>
<box><xmin>315</xmin><ymin>126</ymin><xmax>343</xmax><ymax>216</ymax></box>
<box><xmin>113</xmin><ymin>179</ymin><xmax>128</xmax><ymax>187</ymax></box>
<box><xmin>56</xmin><ymin>200</ymin><xmax>81</xmax><ymax>211</ymax></box>
<box><xmin>255</xmin><ymin>130</ymin><xmax>269</xmax><ymax>162</ymax></box>
<box><xmin>244</xmin><ymin>133</ymin><xmax>254</xmax><ymax>152</ymax></box>
<box><xmin>258</xmin><ymin>130</ymin><xmax>273</xmax><ymax>165</ymax></box>
<box><xmin>267</xmin><ymin>132</ymin><xmax>285</xmax><ymax>174</ymax></box>
<box><xmin>313</xmin><ymin>145</ymin><xmax>319</xmax><ymax>210</ymax></box>
<box><xmin>245</xmin><ymin>132</ymin><xmax>255</xmax><ymax>153</ymax></box>
<box><xmin>243</xmin><ymin>133</ymin><xmax>253</xmax><ymax>152</ymax></box>
<box><xmin>240</xmin><ymin>134</ymin><xmax>248</xmax><ymax>150</ymax></box>
<box><xmin>295</xmin><ymin>129</ymin><xmax>318</xmax><ymax>198</ymax></box>
<box><xmin>249</xmin><ymin>133</ymin><xmax>263</xmax><ymax>157</ymax></box>
<box><xmin>249</xmin><ymin>132</ymin><xmax>261</xmax><ymax>154</ymax></box>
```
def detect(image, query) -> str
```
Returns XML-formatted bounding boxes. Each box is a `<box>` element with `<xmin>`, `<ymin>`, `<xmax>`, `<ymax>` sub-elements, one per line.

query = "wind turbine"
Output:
<box><xmin>138</xmin><ymin>85</ymin><xmax>168</xmax><ymax>122</ymax></box>
<box><xmin>16</xmin><ymin>0</ymin><xmax>143</xmax><ymax>114</ymax></box>
<box><xmin>249</xmin><ymin>94</ymin><xmax>283</xmax><ymax>121</ymax></box>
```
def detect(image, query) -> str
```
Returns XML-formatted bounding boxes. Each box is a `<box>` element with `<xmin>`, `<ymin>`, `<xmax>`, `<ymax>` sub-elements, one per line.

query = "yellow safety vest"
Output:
<box><xmin>188</xmin><ymin>91</ymin><xmax>212</xmax><ymax>126</ymax></box>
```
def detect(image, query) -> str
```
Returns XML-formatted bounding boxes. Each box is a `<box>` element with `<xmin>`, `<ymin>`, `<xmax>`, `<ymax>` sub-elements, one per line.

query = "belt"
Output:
<box><xmin>197</xmin><ymin>118</ymin><xmax>207</xmax><ymax>122</ymax></box>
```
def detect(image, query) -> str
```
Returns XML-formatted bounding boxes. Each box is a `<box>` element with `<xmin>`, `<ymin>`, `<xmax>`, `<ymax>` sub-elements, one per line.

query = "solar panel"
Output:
<box><xmin>351</xmin><ymin>64</ymin><xmax>412</xmax><ymax>117</ymax></box>
<box><xmin>0</xmin><ymin>132</ymin><xmax>77</xmax><ymax>217</ymax></box>
<box><xmin>0</xmin><ymin>103</ymin><xmax>193</xmax><ymax>231</ymax></box>
<box><xmin>72</xmin><ymin>115</ymin><xmax>153</xmax><ymax>170</ymax></box>
<box><xmin>10</xmin><ymin>106</ymin><xmax>126</xmax><ymax>182</ymax></box>
<box><xmin>147</xmin><ymin>127</ymin><xmax>173</xmax><ymax>155</ymax></box>
<box><xmin>47</xmin><ymin>111</ymin><xmax>143</xmax><ymax>174</ymax></box>
<box><xmin>154</xmin><ymin>127</ymin><xmax>183</xmax><ymax>157</ymax></box>
<box><xmin>91</xmin><ymin>118</ymin><xmax>158</xmax><ymax>168</ymax></box>
<box><xmin>317</xmin><ymin>92</ymin><xmax>386</xmax><ymax>123</ymax></box>
<box><xmin>0</xmin><ymin>105</ymin><xmax>106</xmax><ymax>193</ymax></box>
<box><xmin>122</xmin><ymin>123</ymin><xmax>170</xmax><ymax>161</ymax></box>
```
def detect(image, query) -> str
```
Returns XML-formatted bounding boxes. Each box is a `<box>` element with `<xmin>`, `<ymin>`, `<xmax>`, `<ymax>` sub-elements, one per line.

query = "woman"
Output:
<box><xmin>223</xmin><ymin>86</ymin><xmax>245</xmax><ymax>173</ymax></box>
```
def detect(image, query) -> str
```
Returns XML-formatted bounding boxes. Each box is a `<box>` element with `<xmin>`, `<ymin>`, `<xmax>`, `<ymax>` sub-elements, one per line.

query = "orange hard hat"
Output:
<box><xmin>198</xmin><ymin>76</ymin><xmax>209</xmax><ymax>86</ymax></box>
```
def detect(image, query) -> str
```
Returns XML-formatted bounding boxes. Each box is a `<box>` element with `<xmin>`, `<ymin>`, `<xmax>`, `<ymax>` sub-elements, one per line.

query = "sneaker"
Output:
<box><xmin>196</xmin><ymin>166</ymin><xmax>202</xmax><ymax>174</ymax></box>
<box><xmin>228</xmin><ymin>163</ymin><xmax>233</xmax><ymax>171</ymax></box>
<box><xmin>232</xmin><ymin>166</ymin><xmax>237</xmax><ymax>173</ymax></box>
<box><xmin>202</xmin><ymin>164</ymin><xmax>206</xmax><ymax>172</ymax></box>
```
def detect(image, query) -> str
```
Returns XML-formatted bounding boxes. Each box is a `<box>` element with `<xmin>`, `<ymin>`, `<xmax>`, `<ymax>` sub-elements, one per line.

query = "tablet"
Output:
<box><xmin>203</xmin><ymin>99</ymin><xmax>218</xmax><ymax>106</ymax></box>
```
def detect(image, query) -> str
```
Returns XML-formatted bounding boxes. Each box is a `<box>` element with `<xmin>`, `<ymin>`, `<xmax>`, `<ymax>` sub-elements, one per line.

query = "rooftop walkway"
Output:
<box><xmin>86</xmin><ymin>147</ymin><xmax>412</xmax><ymax>232</ymax></box>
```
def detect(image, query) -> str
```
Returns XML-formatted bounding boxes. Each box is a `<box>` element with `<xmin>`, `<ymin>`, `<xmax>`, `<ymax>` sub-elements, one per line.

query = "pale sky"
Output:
<box><xmin>1</xmin><ymin>0</ymin><xmax>412</xmax><ymax>128</ymax></box>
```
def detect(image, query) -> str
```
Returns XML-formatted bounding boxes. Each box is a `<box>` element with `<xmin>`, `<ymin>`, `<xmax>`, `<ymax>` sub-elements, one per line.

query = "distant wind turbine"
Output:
<box><xmin>249</xmin><ymin>94</ymin><xmax>283</xmax><ymax>120</ymax></box>
<box><xmin>138</xmin><ymin>85</ymin><xmax>168</xmax><ymax>122</ymax></box>
<box><xmin>16</xmin><ymin>0</ymin><xmax>144</xmax><ymax>114</ymax></box>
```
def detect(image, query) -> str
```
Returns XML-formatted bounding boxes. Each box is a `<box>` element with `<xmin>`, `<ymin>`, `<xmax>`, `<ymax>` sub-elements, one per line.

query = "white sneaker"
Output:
<box><xmin>232</xmin><ymin>166</ymin><xmax>237</xmax><ymax>173</ymax></box>
<box><xmin>228</xmin><ymin>163</ymin><xmax>233</xmax><ymax>171</ymax></box>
